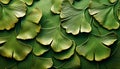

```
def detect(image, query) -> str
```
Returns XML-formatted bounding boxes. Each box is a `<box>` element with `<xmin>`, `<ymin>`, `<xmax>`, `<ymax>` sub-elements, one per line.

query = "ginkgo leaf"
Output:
<box><xmin>0</xmin><ymin>0</ymin><xmax>10</xmax><ymax>4</ymax></box>
<box><xmin>60</xmin><ymin>0</ymin><xmax>91</xmax><ymax>35</ymax></box>
<box><xmin>0</xmin><ymin>31</ymin><xmax>32</xmax><ymax>61</ymax></box>
<box><xmin>33</xmin><ymin>40</ymin><xmax>49</xmax><ymax>56</ymax></box>
<box><xmin>0</xmin><ymin>0</ymin><xmax>26</xmax><ymax>30</ymax></box>
<box><xmin>54</xmin><ymin>54</ymin><xmax>80</xmax><ymax>69</ymax></box>
<box><xmin>51</xmin><ymin>0</ymin><xmax>63</xmax><ymax>14</ymax></box>
<box><xmin>89</xmin><ymin>1</ymin><xmax>119</xmax><ymax>30</ymax></box>
<box><xmin>99</xmin><ymin>41</ymin><xmax>120</xmax><ymax>69</ymax></box>
<box><xmin>35</xmin><ymin>0</ymin><xmax>72</xmax><ymax>52</ymax></box>
<box><xmin>73</xmin><ymin>0</ymin><xmax>90</xmax><ymax>9</ymax></box>
<box><xmin>9</xmin><ymin>0</ymin><xmax>26</xmax><ymax>18</ymax></box>
<box><xmin>89</xmin><ymin>0</ymin><xmax>111</xmax><ymax>8</ymax></box>
<box><xmin>54</xmin><ymin>42</ymin><xmax>75</xmax><ymax>60</ymax></box>
<box><xmin>17</xmin><ymin>7</ymin><xmax>42</xmax><ymax>40</ymax></box>
<box><xmin>36</xmin><ymin>15</ymin><xmax>72</xmax><ymax>52</ymax></box>
<box><xmin>76</xmin><ymin>32</ymin><xmax>117</xmax><ymax>61</ymax></box>
<box><xmin>91</xmin><ymin>20</ymin><xmax>110</xmax><ymax>36</ymax></box>
<box><xmin>4</xmin><ymin>54</ymin><xmax>53</xmax><ymax>69</ymax></box>
<box><xmin>36</xmin><ymin>27</ymin><xmax>72</xmax><ymax>52</ymax></box>
<box><xmin>21</xmin><ymin>0</ymin><xmax>33</xmax><ymax>5</ymax></box>
<box><xmin>109</xmin><ymin>0</ymin><xmax>117</xmax><ymax>3</ymax></box>
<box><xmin>101</xmin><ymin>33</ymin><xmax>117</xmax><ymax>46</ymax></box>
<box><xmin>51</xmin><ymin>0</ymin><xmax>73</xmax><ymax>14</ymax></box>
<box><xmin>31</xmin><ymin>57</ymin><xmax>53</xmax><ymax>69</ymax></box>
<box><xmin>36</xmin><ymin>17</ymin><xmax>72</xmax><ymax>52</ymax></box>
<box><xmin>117</xmin><ymin>2</ymin><xmax>120</xmax><ymax>20</ymax></box>
<box><xmin>118</xmin><ymin>9</ymin><xmax>120</xmax><ymax>20</ymax></box>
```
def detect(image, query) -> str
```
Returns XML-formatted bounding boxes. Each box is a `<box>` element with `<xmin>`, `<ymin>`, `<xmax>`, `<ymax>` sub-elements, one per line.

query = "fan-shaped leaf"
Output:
<box><xmin>0</xmin><ymin>0</ymin><xmax>10</xmax><ymax>4</ymax></box>
<box><xmin>99</xmin><ymin>41</ymin><xmax>120</xmax><ymax>69</ymax></box>
<box><xmin>89</xmin><ymin>0</ymin><xmax>111</xmax><ymax>8</ymax></box>
<box><xmin>76</xmin><ymin>32</ymin><xmax>117</xmax><ymax>61</ymax></box>
<box><xmin>33</xmin><ymin>40</ymin><xmax>49</xmax><ymax>56</ymax></box>
<box><xmin>54</xmin><ymin>41</ymin><xmax>75</xmax><ymax>60</ymax></box>
<box><xmin>109</xmin><ymin>0</ymin><xmax>117</xmax><ymax>3</ymax></box>
<box><xmin>36</xmin><ymin>0</ymin><xmax>72</xmax><ymax>52</ymax></box>
<box><xmin>36</xmin><ymin>26</ymin><xmax>72</xmax><ymax>52</ymax></box>
<box><xmin>51</xmin><ymin>0</ymin><xmax>63</xmax><ymax>14</ymax></box>
<box><xmin>17</xmin><ymin>7</ymin><xmax>42</xmax><ymax>40</ymax></box>
<box><xmin>31</xmin><ymin>57</ymin><xmax>53</xmax><ymax>69</ymax></box>
<box><xmin>0</xmin><ymin>0</ymin><xmax>26</xmax><ymax>30</ymax></box>
<box><xmin>0</xmin><ymin>31</ymin><xmax>32</xmax><ymax>61</ymax></box>
<box><xmin>54</xmin><ymin>54</ymin><xmax>80</xmax><ymax>69</ymax></box>
<box><xmin>21</xmin><ymin>0</ymin><xmax>33</xmax><ymax>5</ymax></box>
<box><xmin>117</xmin><ymin>1</ymin><xmax>120</xmax><ymax>20</ymax></box>
<box><xmin>89</xmin><ymin>1</ymin><xmax>119</xmax><ymax>30</ymax></box>
<box><xmin>60</xmin><ymin>0</ymin><xmax>91</xmax><ymax>35</ymax></box>
<box><xmin>51</xmin><ymin>0</ymin><xmax>73</xmax><ymax>14</ymax></box>
<box><xmin>73</xmin><ymin>0</ymin><xmax>90</xmax><ymax>9</ymax></box>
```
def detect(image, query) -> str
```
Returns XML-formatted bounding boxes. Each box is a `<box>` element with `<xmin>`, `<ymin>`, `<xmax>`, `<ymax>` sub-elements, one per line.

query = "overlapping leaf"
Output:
<box><xmin>0</xmin><ymin>0</ymin><xmax>26</xmax><ymax>30</ymax></box>
<box><xmin>0</xmin><ymin>31</ymin><xmax>32</xmax><ymax>61</ymax></box>
<box><xmin>51</xmin><ymin>0</ymin><xmax>73</xmax><ymax>14</ymax></box>
<box><xmin>31</xmin><ymin>57</ymin><xmax>53</xmax><ymax>69</ymax></box>
<box><xmin>117</xmin><ymin>1</ymin><xmax>120</xmax><ymax>20</ymax></box>
<box><xmin>89</xmin><ymin>0</ymin><xmax>119</xmax><ymax>30</ymax></box>
<box><xmin>0</xmin><ymin>0</ymin><xmax>120</xmax><ymax>69</ymax></box>
<box><xmin>3</xmin><ymin>54</ymin><xmax>53</xmax><ymax>69</ymax></box>
<box><xmin>51</xmin><ymin>0</ymin><xmax>63</xmax><ymax>14</ymax></box>
<box><xmin>0</xmin><ymin>0</ymin><xmax>10</xmax><ymax>4</ymax></box>
<box><xmin>32</xmin><ymin>40</ymin><xmax>49</xmax><ymax>56</ymax></box>
<box><xmin>21</xmin><ymin>0</ymin><xmax>33</xmax><ymax>5</ymax></box>
<box><xmin>76</xmin><ymin>32</ymin><xmax>117</xmax><ymax>61</ymax></box>
<box><xmin>60</xmin><ymin>0</ymin><xmax>91</xmax><ymax>35</ymax></box>
<box><xmin>54</xmin><ymin>41</ymin><xmax>75</xmax><ymax>60</ymax></box>
<box><xmin>54</xmin><ymin>54</ymin><xmax>80</xmax><ymax>69</ymax></box>
<box><xmin>99</xmin><ymin>41</ymin><xmax>120</xmax><ymax>69</ymax></box>
<box><xmin>17</xmin><ymin>6</ymin><xmax>42</xmax><ymax>40</ymax></box>
<box><xmin>36</xmin><ymin>0</ymin><xmax>72</xmax><ymax>52</ymax></box>
<box><xmin>73</xmin><ymin>0</ymin><xmax>90</xmax><ymax>9</ymax></box>
<box><xmin>36</xmin><ymin>22</ymin><xmax>72</xmax><ymax>52</ymax></box>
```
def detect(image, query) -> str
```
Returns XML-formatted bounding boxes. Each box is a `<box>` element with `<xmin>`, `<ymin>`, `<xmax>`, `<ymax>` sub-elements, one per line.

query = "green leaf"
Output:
<box><xmin>76</xmin><ymin>32</ymin><xmax>117</xmax><ymax>61</ymax></box>
<box><xmin>54</xmin><ymin>41</ymin><xmax>75</xmax><ymax>60</ymax></box>
<box><xmin>34</xmin><ymin>0</ymin><xmax>72</xmax><ymax>52</ymax></box>
<box><xmin>36</xmin><ymin>0</ymin><xmax>72</xmax><ymax>52</ymax></box>
<box><xmin>51</xmin><ymin>0</ymin><xmax>63</xmax><ymax>14</ymax></box>
<box><xmin>99</xmin><ymin>41</ymin><xmax>120</xmax><ymax>69</ymax></box>
<box><xmin>60</xmin><ymin>0</ymin><xmax>91</xmax><ymax>35</ymax></box>
<box><xmin>33</xmin><ymin>40</ymin><xmax>49</xmax><ymax>56</ymax></box>
<box><xmin>80</xmin><ymin>56</ymin><xmax>97</xmax><ymax>69</ymax></box>
<box><xmin>54</xmin><ymin>54</ymin><xmax>80</xmax><ymax>69</ymax></box>
<box><xmin>36</xmin><ymin>27</ymin><xmax>72</xmax><ymax>52</ymax></box>
<box><xmin>117</xmin><ymin>10</ymin><xmax>120</xmax><ymax>20</ymax></box>
<box><xmin>0</xmin><ymin>0</ymin><xmax>26</xmax><ymax>30</ymax></box>
<box><xmin>31</xmin><ymin>57</ymin><xmax>53</xmax><ymax>69</ymax></box>
<box><xmin>0</xmin><ymin>31</ymin><xmax>32</xmax><ymax>61</ymax></box>
<box><xmin>73</xmin><ymin>0</ymin><xmax>90</xmax><ymax>9</ymax></box>
<box><xmin>4</xmin><ymin>54</ymin><xmax>53</xmax><ymax>69</ymax></box>
<box><xmin>51</xmin><ymin>0</ymin><xmax>74</xmax><ymax>14</ymax></box>
<box><xmin>109</xmin><ymin>0</ymin><xmax>117</xmax><ymax>3</ymax></box>
<box><xmin>91</xmin><ymin>20</ymin><xmax>110</xmax><ymax>36</ymax></box>
<box><xmin>8</xmin><ymin>0</ymin><xmax>27</xmax><ymax>18</ymax></box>
<box><xmin>89</xmin><ymin>1</ymin><xmax>119</xmax><ymax>30</ymax></box>
<box><xmin>117</xmin><ymin>1</ymin><xmax>120</xmax><ymax>20</ymax></box>
<box><xmin>21</xmin><ymin>0</ymin><xmax>33</xmax><ymax>5</ymax></box>
<box><xmin>89</xmin><ymin>0</ymin><xmax>111</xmax><ymax>8</ymax></box>
<box><xmin>17</xmin><ymin>7</ymin><xmax>42</xmax><ymax>40</ymax></box>
<box><xmin>0</xmin><ymin>56</ymin><xmax>16</xmax><ymax>69</ymax></box>
<box><xmin>0</xmin><ymin>0</ymin><xmax>10</xmax><ymax>4</ymax></box>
